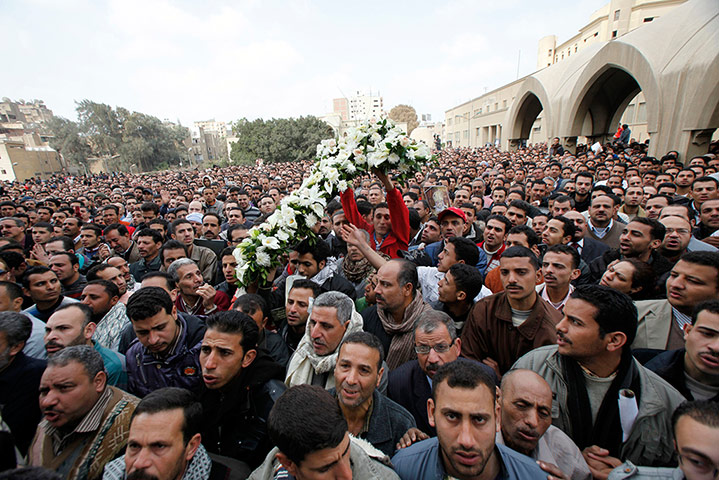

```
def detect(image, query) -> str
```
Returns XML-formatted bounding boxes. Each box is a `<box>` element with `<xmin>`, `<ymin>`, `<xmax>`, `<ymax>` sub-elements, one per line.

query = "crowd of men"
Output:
<box><xmin>1</xmin><ymin>137</ymin><xmax>719</xmax><ymax>480</ymax></box>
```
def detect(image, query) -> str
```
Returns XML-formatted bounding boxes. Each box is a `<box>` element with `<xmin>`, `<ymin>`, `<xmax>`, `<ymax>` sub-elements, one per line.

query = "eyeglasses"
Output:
<box><xmin>678</xmin><ymin>453</ymin><xmax>719</xmax><ymax>479</ymax></box>
<box><xmin>414</xmin><ymin>339</ymin><xmax>454</xmax><ymax>355</ymax></box>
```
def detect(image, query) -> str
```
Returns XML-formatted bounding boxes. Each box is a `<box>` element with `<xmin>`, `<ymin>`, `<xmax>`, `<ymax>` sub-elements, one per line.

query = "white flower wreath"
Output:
<box><xmin>233</xmin><ymin>117</ymin><xmax>434</xmax><ymax>287</ymax></box>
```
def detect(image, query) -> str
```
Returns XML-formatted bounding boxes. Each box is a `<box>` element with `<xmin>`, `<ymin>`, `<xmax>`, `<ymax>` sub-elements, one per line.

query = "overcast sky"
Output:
<box><xmin>2</xmin><ymin>0</ymin><xmax>607</xmax><ymax>127</ymax></box>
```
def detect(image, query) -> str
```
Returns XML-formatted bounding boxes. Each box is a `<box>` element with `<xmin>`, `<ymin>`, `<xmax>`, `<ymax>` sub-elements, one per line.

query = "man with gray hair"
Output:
<box><xmin>0</xmin><ymin>311</ymin><xmax>46</xmax><ymax>456</ymax></box>
<box><xmin>28</xmin><ymin>345</ymin><xmax>139</xmax><ymax>480</ymax></box>
<box><xmin>285</xmin><ymin>291</ymin><xmax>365</xmax><ymax>389</ymax></box>
<box><xmin>168</xmin><ymin>258</ymin><xmax>230</xmax><ymax>316</ymax></box>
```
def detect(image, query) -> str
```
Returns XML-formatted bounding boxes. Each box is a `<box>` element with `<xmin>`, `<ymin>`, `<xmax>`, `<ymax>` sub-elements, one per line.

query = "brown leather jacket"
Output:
<box><xmin>460</xmin><ymin>292</ymin><xmax>562</xmax><ymax>374</ymax></box>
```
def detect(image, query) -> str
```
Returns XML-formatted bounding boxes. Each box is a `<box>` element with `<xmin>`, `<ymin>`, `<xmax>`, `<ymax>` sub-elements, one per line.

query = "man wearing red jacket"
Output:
<box><xmin>341</xmin><ymin>170</ymin><xmax>409</xmax><ymax>258</ymax></box>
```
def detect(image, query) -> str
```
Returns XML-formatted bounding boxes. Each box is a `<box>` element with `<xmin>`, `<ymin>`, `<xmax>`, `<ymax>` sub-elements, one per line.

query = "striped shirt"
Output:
<box><xmin>43</xmin><ymin>387</ymin><xmax>113</xmax><ymax>455</ymax></box>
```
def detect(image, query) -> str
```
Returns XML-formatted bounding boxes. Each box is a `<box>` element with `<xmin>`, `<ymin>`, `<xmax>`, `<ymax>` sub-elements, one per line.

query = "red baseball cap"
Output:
<box><xmin>438</xmin><ymin>207</ymin><xmax>467</xmax><ymax>223</ymax></box>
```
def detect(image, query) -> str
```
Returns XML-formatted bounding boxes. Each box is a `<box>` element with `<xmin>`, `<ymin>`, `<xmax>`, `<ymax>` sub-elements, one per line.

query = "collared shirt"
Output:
<box><xmin>537</xmin><ymin>283</ymin><xmax>575</xmax><ymax>313</ymax></box>
<box><xmin>358</xmin><ymin>397</ymin><xmax>375</xmax><ymax>437</ymax></box>
<box><xmin>572</xmin><ymin>238</ymin><xmax>585</xmax><ymax>255</ymax></box>
<box><xmin>588</xmin><ymin>219</ymin><xmax>613</xmax><ymax>239</ymax></box>
<box><xmin>43</xmin><ymin>387</ymin><xmax>113</xmax><ymax>456</ymax></box>
<box><xmin>672</xmin><ymin>307</ymin><xmax>692</xmax><ymax>331</ymax></box>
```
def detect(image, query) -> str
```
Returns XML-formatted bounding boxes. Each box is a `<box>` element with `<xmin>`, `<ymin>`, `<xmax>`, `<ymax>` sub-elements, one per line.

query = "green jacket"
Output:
<box><xmin>512</xmin><ymin>345</ymin><xmax>685</xmax><ymax>467</ymax></box>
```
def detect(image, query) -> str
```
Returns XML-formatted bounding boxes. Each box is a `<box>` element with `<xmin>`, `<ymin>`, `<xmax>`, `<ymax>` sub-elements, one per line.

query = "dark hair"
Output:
<box><xmin>21</xmin><ymin>266</ymin><xmax>55</xmax><ymax>289</ymax></box>
<box><xmin>356</xmin><ymin>200</ymin><xmax>373</xmax><ymax>217</ymax></box>
<box><xmin>294</xmin><ymin>237</ymin><xmax>330</xmax><ymax>264</ymax></box>
<box><xmin>160</xmin><ymin>240</ymin><xmax>188</xmax><ymax>264</ymax></box>
<box><xmin>544</xmin><ymin>244</ymin><xmax>581</xmax><ymax>269</ymax></box>
<box><xmin>407</xmin><ymin>208</ymin><xmax>421</xmax><ymax>231</ymax></box>
<box><xmin>570</xmin><ymin>285</ymin><xmax>637</xmax><ymax>347</ymax></box>
<box><xmin>554</xmin><ymin>195</ymin><xmax>575</xmax><ymax>207</ymax></box>
<box><xmin>678</xmin><ymin>251</ymin><xmax>719</xmax><ymax>282</ymax></box>
<box><xmin>508</xmin><ymin>199</ymin><xmax>531</xmax><ymax>215</ymax></box>
<box><xmin>233</xmin><ymin>294</ymin><xmax>270</xmax><ymax>325</ymax></box>
<box><xmin>101</xmin><ymin>205</ymin><xmax>119</xmax><ymax>215</ymax></box>
<box><xmin>507</xmin><ymin>225</ymin><xmax>540</xmax><ymax>247</ymax></box>
<box><xmin>550</xmin><ymin>215</ymin><xmax>576</xmax><ymax>239</ymax></box>
<box><xmin>84</xmin><ymin>279</ymin><xmax>119</xmax><ymax>299</ymax></box>
<box><xmin>220</xmin><ymin>246</ymin><xmax>235</xmax><ymax>258</ymax></box>
<box><xmin>79</xmin><ymin>223</ymin><xmax>102</xmax><ymax>237</ymax></box>
<box><xmin>32</xmin><ymin>222</ymin><xmax>53</xmax><ymax>232</ymax></box>
<box><xmin>446</xmin><ymin>236</ymin><xmax>479</xmax><ymax>265</ymax></box>
<box><xmin>403</xmin><ymin>191</ymin><xmax>418</xmax><ymax>202</ymax></box>
<box><xmin>393</xmin><ymin>258</ymin><xmax>418</xmax><ymax>296</ymax></box>
<box><xmin>226</xmin><ymin>224</ymin><xmax>247</xmax><ymax>240</ymax></box>
<box><xmin>127</xmin><ymin>286</ymin><xmax>174</xmax><ymax>321</ymax></box>
<box><xmin>131</xmin><ymin>387</ymin><xmax>203</xmax><ymax>445</ymax></box>
<box><xmin>140</xmin><ymin>271</ymin><xmax>176</xmax><ymax>290</ymax></box>
<box><xmin>621</xmin><ymin>258</ymin><xmax>656</xmax><ymax>300</ymax></box>
<box><xmin>692</xmin><ymin>299</ymin><xmax>719</xmax><ymax>326</ymax></box>
<box><xmin>54</xmin><ymin>303</ymin><xmax>94</xmax><ymax>328</ymax></box>
<box><xmin>501</xmin><ymin>246</ymin><xmax>539</xmax><ymax>270</ymax></box>
<box><xmin>49</xmin><ymin>251</ymin><xmax>78</xmax><ymax>267</ymax></box>
<box><xmin>0</xmin><ymin>280</ymin><xmax>22</xmax><ymax>301</ymax></box>
<box><xmin>486</xmin><ymin>214</ymin><xmax>512</xmax><ymax>234</ymax></box>
<box><xmin>206</xmin><ymin>310</ymin><xmax>259</xmax><ymax>352</ymax></box>
<box><xmin>630</xmin><ymin>217</ymin><xmax>666</xmax><ymax>241</ymax></box>
<box><xmin>340</xmin><ymin>331</ymin><xmax>384</xmax><ymax>371</ymax></box>
<box><xmin>103</xmin><ymin>223</ymin><xmax>129</xmax><ymax>237</ymax></box>
<box><xmin>432</xmin><ymin>358</ymin><xmax>496</xmax><ymax>400</ymax></box>
<box><xmin>203</xmin><ymin>213</ymin><xmax>221</xmax><ymax>224</ymax></box>
<box><xmin>0</xmin><ymin>251</ymin><xmax>25</xmax><ymax>270</ymax></box>
<box><xmin>289</xmin><ymin>278</ymin><xmax>322</xmax><ymax>297</ymax></box>
<box><xmin>86</xmin><ymin>263</ymin><xmax>117</xmax><ymax>281</ymax></box>
<box><xmin>448</xmin><ymin>263</ymin><xmax>483</xmax><ymax>300</ymax></box>
<box><xmin>0</xmin><ymin>312</ymin><xmax>32</xmax><ymax>347</ymax></box>
<box><xmin>671</xmin><ymin>400</ymin><xmax>719</xmax><ymax>439</ymax></box>
<box><xmin>692</xmin><ymin>176</ymin><xmax>719</xmax><ymax>189</ymax></box>
<box><xmin>267</xmin><ymin>385</ymin><xmax>348</xmax><ymax>465</ymax></box>
<box><xmin>46</xmin><ymin>236</ymin><xmax>75</xmax><ymax>251</ymax></box>
<box><xmin>140</xmin><ymin>202</ymin><xmax>160</xmax><ymax>214</ymax></box>
<box><xmin>135</xmin><ymin>228</ymin><xmax>164</xmax><ymax>244</ymax></box>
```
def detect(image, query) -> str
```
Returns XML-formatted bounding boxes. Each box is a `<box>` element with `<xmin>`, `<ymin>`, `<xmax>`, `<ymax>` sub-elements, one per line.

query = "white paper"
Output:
<box><xmin>618</xmin><ymin>389</ymin><xmax>639</xmax><ymax>442</ymax></box>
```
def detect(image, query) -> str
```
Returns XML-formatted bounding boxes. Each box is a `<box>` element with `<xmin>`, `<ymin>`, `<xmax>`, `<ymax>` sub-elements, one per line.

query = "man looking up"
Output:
<box><xmin>285</xmin><ymin>291</ymin><xmax>364</xmax><ymax>389</ymax></box>
<box><xmin>498</xmin><ymin>369</ymin><xmax>591</xmax><ymax>480</ymax></box>
<box><xmin>29</xmin><ymin>345</ymin><xmax>139</xmax><ymax>479</ymax></box>
<box><xmin>331</xmin><ymin>332</ymin><xmax>416</xmax><ymax>457</ymax></box>
<box><xmin>513</xmin><ymin>285</ymin><xmax>685</xmax><ymax>478</ymax></box>
<box><xmin>391</xmin><ymin>359</ymin><xmax>547</xmax><ymax>479</ymax></box>
<box><xmin>199</xmin><ymin>310</ymin><xmax>286</xmax><ymax>469</ymax></box>
<box><xmin>646</xmin><ymin>300</ymin><xmax>719</xmax><ymax>401</ymax></box>
<box><xmin>480</xmin><ymin>215</ymin><xmax>510</xmax><ymax>273</ymax></box>
<box><xmin>341</xmin><ymin>169</ymin><xmax>410</xmax><ymax>258</ymax></box>
<box><xmin>125</xmin><ymin>287</ymin><xmax>204</xmax><ymax>397</ymax></box>
<box><xmin>462</xmin><ymin>246</ymin><xmax>562</xmax><ymax>375</ymax></box>
<box><xmin>438</xmin><ymin>263</ymin><xmax>485</xmax><ymax>327</ymax></box>
<box><xmin>170</xmin><ymin>219</ymin><xmax>217</xmax><ymax>283</ymax></box>
<box><xmin>44</xmin><ymin>303</ymin><xmax>126</xmax><ymax>388</ymax></box>
<box><xmin>634</xmin><ymin>251</ymin><xmax>719</xmax><ymax>350</ymax></box>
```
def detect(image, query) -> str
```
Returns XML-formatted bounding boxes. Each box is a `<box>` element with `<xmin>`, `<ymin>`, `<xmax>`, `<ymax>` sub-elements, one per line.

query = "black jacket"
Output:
<box><xmin>645</xmin><ymin>348</ymin><xmax>719</xmax><ymax>402</ymax></box>
<box><xmin>200</xmin><ymin>351</ymin><xmax>286</xmax><ymax>468</ymax></box>
<box><xmin>387</xmin><ymin>360</ymin><xmax>435</xmax><ymax>436</ymax></box>
<box><xmin>0</xmin><ymin>352</ymin><xmax>46</xmax><ymax>455</ymax></box>
<box><xmin>589</xmin><ymin>249</ymin><xmax>673</xmax><ymax>289</ymax></box>
<box><xmin>580</xmin><ymin>237</ymin><xmax>610</xmax><ymax>264</ymax></box>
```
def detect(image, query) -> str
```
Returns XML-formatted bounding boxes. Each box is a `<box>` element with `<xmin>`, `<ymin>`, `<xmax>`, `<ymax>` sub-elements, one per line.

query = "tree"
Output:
<box><xmin>388</xmin><ymin>104</ymin><xmax>419</xmax><ymax>135</ymax></box>
<box><xmin>46</xmin><ymin>116</ymin><xmax>93</xmax><ymax>167</ymax></box>
<box><xmin>230</xmin><ymin>116</ymin><xmax>334</xmax><ymax>164</ymax></box>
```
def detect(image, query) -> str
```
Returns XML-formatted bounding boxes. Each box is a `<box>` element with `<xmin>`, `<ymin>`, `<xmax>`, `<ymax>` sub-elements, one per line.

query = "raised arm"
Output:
<box><xmin>341</xmin><ymin>224</ymin><xmax>388</xmax><ymax>271</ymax></box>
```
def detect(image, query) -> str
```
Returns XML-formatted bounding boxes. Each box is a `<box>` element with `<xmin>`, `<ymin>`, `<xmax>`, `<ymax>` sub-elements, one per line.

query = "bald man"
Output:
<box><xmin>498</xmin><ymin>369</ymin><xmax>591</xmax><ymax>480</ymax></box>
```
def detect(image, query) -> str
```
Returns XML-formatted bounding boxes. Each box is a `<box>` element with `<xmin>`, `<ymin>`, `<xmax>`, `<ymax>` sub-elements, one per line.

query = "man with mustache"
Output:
<box><xmin>330</xmin><ymin>332</ymin><xmax>416</xmax><ymax>457</ymax></box>
<box><xmin>513</xmin><ymin>285</ymin><xmax>685</xmax><ymax>479</ymax></box>
<box><xmin>536</xmin><ymin>245</ymin><xmax>581</xmax><ymax>313</ymax></box>
<box><xmin>391</xmin><ymin>359</ymin><xmax>547</xmax><ymax>479</ymax></box>
<box><xmin>28</xmin><ymin>345</ymin><xmax>138</xmax><ymax>480</ymax></box>
<box><xmin>497</xmin><ymin>369</ymin><xmax>591</xmax><ymax>480</ymax></box>
<box><xmin>44</xmin><ymin>303</ymin><xmax>127</xmax><ymax>388</ymax></box>
<box><xmin>646</xmin><ymin>300</ymin><xmax>719</xmax><ymax>401</ymax></box>
<box><xmin>129</xmin><ymin>228</ymin><xmax>164</xmax><ymax>282</ymax></box>
<box><xmin>586</xmin><ymin>195</ymin><xmax>624</xmax><ymax>249</ymax></box>
<box><xmin>461</xmin><ymin>246</ymin><xmax>562</xmax><ymax>376</ymax></box>
<box><xmin>634</xmin><ymin>251</ymin><xmax>719</xmax><ymax>350</ymax></box>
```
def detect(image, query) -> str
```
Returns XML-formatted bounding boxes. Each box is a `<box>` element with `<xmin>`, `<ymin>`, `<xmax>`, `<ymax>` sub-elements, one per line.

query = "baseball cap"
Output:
<box><xmin>438</xmin><ymin>207</ymin><xmax>467</xmax><ymax>223</ymax></box>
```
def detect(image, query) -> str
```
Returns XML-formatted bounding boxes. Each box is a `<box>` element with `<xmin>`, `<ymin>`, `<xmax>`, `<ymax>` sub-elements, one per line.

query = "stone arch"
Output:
<box><xmin>565</xmin><ymin>42</ymin><xmax>660</xmax><ymax>141</ymax></box>
<box><xmin>504</xmin><ymin>77</ymin><xmax>552</xmax><ymax>149</ymax></box>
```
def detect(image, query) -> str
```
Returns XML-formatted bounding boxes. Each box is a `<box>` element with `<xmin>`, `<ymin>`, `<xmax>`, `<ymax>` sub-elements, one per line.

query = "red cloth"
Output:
<box><xmin>340</xmin><ymin>187</ymin><xmax>409</xmax><ymax>258</ymax></box>
<box><xmin>175</xmin><ymin>290</ymin><xmax>230</xmax><ymax>316</ymax></box>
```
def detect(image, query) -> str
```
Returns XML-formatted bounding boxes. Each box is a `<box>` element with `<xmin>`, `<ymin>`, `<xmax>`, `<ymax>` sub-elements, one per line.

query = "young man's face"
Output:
<box><xmin>674</xmin><ymin>415</ymin><xmax>719</xmax><ymax>480</ymax></box>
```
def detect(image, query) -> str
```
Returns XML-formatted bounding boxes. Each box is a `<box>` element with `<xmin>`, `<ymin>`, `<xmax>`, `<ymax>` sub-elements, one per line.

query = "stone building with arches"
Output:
<box><xmin>445</xmin><ymin>0</ymin><xmax>719</xmax><ymax>161</ymax></box>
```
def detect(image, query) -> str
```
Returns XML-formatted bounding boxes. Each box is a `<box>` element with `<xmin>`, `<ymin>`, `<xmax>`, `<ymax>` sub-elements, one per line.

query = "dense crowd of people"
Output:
<box><xmin>1</xmin><ymin>136</ymin><xmax>719</xmax><ymax>480</ymax></box>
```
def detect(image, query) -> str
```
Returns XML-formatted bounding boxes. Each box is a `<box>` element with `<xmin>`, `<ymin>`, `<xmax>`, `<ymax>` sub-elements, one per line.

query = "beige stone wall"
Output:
<box><xmin>0</xmin><ymin>140</ymin><xmax>63</xmax><ymax>181</ymax></box>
